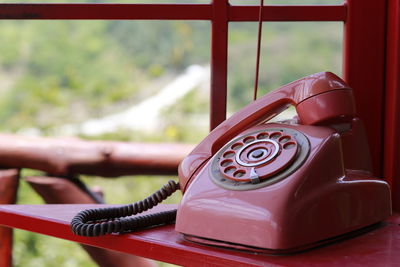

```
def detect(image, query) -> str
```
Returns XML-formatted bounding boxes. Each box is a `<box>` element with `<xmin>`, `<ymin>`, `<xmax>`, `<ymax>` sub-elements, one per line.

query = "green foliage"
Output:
<box><xmin>0</xmin><ymin>20</ymin><xmax>146</xmax><ymax>131</ymax></box>
<box><xmin>227</xmin><ymin>21</ymin><xmax>342</xmax><ymax>110</ymax></box>
<box><xmin>107</xmin><ymin>20</ymin><xmax>209</xmax><ymax>71</ymax></box>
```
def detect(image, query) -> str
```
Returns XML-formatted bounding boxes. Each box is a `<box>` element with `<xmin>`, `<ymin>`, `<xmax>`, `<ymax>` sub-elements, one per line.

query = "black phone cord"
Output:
<box><xmin>70</xmin><ymin>180</ymin><xmax>180</xmax><ymax>237</ymax></box>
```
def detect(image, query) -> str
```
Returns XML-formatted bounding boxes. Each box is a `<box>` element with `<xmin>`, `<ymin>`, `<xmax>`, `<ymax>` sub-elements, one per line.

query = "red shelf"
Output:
<box><xmin>1</xmin><ymin>204</ymin><xmax>400</xmax><ymax>266</ymax></box>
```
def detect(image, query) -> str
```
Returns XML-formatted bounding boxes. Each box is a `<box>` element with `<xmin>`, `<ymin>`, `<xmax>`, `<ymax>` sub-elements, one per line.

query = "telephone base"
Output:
<box><xmin>176</xmin><ymin>122</ymin><xmax>391</xmax><ymax>250</ymax></box>
<box><xmin>183</xmin><ymin>222</ymin><xmax>382</xmax><ymax>255</ymax></box>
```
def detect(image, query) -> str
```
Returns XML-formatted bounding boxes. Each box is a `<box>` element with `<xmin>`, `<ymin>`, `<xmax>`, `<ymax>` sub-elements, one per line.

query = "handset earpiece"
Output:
<box><xmin>179</xmin><ymin>72</ymin><xmax>355</xmax><ymax>191</ymax></box>
<box><xmin>296</xmin><ymin>86</ymin><xmax>355</xmax><ymax>125</ymax></box>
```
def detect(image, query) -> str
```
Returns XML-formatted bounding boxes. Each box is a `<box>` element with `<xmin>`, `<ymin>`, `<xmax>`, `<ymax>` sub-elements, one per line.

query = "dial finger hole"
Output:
<box><xmin>256</xmin><ymin>132</ymin><xmax>269</xmax><ymax>139</ymax></box>
<box><xmin>231</xmin><ymin>143</ymin><xmax>243</xmax><ymax>150</ymax></box>
<box><xmin>220</xmin><ymin>159</ymin><xmax>233</xmax><ymax>167</ymax></box>
<box><xmin>223</xmin><ymin>151</ymin><xmax>235</xmax><ymax>158</ymax></box>
<box><xmin>283</xmin><ymin>142</ymin><xmax>296</xmax><ymax>149</ymax></box>
<box><xmin>243</xmin><ymin>136</ymin><xmax>255</xmax><ymax>144</ymax></box>
<box><xmin>224</xmin><ymin>166</ymin><xmax>237</xmax><ymax>174</ymax></box>
<box><xmin>270</xmin><ymin>132</ymin><xmax>282</xmax><ymax>139</ymax></box>
<box><xmin>279</xmin><ymin>136</ymin><xmax>291</xmax><ymax>143</ymax></box>
<box><xmin>233</xmin><ymin>170</ymin><xmax>246</xmax><ymax>178</ymax></box>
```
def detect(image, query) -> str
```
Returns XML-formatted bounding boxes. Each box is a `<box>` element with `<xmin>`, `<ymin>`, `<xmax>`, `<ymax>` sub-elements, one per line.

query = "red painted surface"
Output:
<box><xmin>384</xmin><ymin>0</ymin><xmax>400</xmax><ymax>211</ymax></box>
<box><xmin>0</xmin><ymin>4</ymin><xmax>212</xmax><ymax>20</ymax></box>
<box><xmin>1</xmin><ymin>204</ymin><xmax>400</xmax><ymax>266</ymax></box>
<box><xmin>210</xmin><ymin>0</ymin><xmax>229</xmax><ymax>130</ymax></box>
<box><xmin>343</xmin><ymin>0</ymin><xmax>387</xmax><ymax>176</ymax></box>
<box><xmin>0</xmin><ymin>3</ymin><xmax>346</xmax><ymax>21</ymax></box>
<box><xmin>0</xmin><ymin>169</ymin><xmax>19</xmax><ymax>267</ymax></box>
<box><xmin>229</xmin><ymin>5</ymin><xmax>347</xmax><ymax>22</ymax></box>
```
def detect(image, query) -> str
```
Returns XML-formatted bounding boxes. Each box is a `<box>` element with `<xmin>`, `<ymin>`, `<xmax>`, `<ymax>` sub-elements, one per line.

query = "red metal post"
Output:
<box><xmin>0</xmin><ymin>169</ymin><xmax>19</xmax><ymax>267</ymax></box>
<box><xmin>229</xmin><ymin>5</ymin><xmax>346</xmax><ymax>21</ymax></box>
<box><xmin>210</xmin><ymin>0</ymin><xmax>229</xmax><ymax>130</ymax></box>
<box><xmin>0</xmin><ymin>4</ymin><xmax>212</xmax><ymax>20</ymax></box>
<box><xmin>343</xmin><ymin>0</ymin><xmax>387</xmax><ymax>176</ymax></box>
<box><xmin>0</xmin><ymin>4</ymin><xmax>347</xmax><ymax>22</ymax></box>
<box><xmin>384</xmin><ymin>0</ymin><xmax>400</xmax><ymax>211</ymax></box>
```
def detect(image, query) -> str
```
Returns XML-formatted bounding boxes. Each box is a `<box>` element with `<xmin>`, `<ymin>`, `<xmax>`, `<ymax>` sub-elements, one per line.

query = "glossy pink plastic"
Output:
<box><xmin>176</xmin><ymin>73</ymin><xmax>391</xmax><ymax>251</ymax></box>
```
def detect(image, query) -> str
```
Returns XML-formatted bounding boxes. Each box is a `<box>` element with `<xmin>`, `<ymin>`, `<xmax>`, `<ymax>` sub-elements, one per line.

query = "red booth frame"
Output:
<box><xmin>0</xmin><ymin>0</ymin><xmax>399</xmax><ymax>265</ymax></box>
<box><xmin>1</xmin><ymin>0</ymin><xmax>397</xmax><ymax>201</ymax></box>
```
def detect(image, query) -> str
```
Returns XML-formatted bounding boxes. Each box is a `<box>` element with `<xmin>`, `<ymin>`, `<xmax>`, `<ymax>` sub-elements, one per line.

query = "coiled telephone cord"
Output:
<box><xmin>70</xmin><ymin>180</ymin><xmax>180</xmax><ymax>237</ymax></box>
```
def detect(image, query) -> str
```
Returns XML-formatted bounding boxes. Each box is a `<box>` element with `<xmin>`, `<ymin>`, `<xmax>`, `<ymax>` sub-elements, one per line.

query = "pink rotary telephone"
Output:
<box><xmin>175</xmin><ymin>72</ymin><xmax>391</xmax><ymax>252</ymax></box>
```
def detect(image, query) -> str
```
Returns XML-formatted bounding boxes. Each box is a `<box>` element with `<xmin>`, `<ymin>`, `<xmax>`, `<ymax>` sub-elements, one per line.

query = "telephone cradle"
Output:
<box><xmin>71</xmin><ymin>72</ymin><xmax>391</xmax><ymax>254</ymax></box>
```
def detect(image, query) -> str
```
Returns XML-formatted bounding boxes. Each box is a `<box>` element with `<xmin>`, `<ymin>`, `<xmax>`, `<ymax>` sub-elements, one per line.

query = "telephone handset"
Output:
<box><xmin>178</xmin><ymin>72</ymin><xmax>356</xmax><ymax>192</ymax></box>
<box><xmin>71</xmin><ymin>72</ymin><xmax>391</xmax><ymax>253</ymax></box>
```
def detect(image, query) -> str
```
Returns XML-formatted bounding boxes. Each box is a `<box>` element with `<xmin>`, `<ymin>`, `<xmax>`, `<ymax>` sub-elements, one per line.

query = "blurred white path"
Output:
<box><xmin>20</xmin><ymin>65</ymin><xmax>209</xmax><ymax>136</ymax></box>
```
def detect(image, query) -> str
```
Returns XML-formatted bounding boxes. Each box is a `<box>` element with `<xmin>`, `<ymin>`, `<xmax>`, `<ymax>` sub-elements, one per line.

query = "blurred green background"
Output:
<box><xmin>0</xmin><ymin>0</ymin><xmax>342</xmax><ymax>266</ymax></box>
